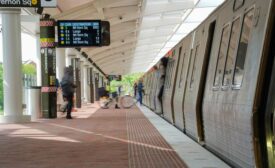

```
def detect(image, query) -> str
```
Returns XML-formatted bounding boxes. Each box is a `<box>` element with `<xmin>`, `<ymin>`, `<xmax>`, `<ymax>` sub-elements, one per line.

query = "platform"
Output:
<box><xmin>0</xmin><ymin>103</ymin><xmax>230</xmax><ymax>168</ymax></box>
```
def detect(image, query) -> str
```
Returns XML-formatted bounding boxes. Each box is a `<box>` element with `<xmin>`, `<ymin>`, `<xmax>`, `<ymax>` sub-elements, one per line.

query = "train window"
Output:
<box><xmin>168</xmin><ymin>61</ymin><xmax>175</xmax><ymax>88</ymax></box>
<box><xmin>233</xmin><ymin>8</ymin><xmax>254</xmax><ymax>87</ymax></box>
<box><xmin>190</xmin><ymin>45</ymin><xmax>200</xmax><ymax>89</ymax></box>
<box><xmin>214</xmin><ymin>25</ymin><xmax>231</xmax><ymax>87</ymax></box>
<box><xmin>179</xmin><ymin>52</ymin><xmax>186</xmax><ymax>88</ymax></box>
<box><xmin>165</xmin><ymin>62</ymin><xmax>172</xmax><ymax>89</ymax></box>
<box><xmin>165</xmin><ymin>63</ymin><xmax>169</xmax><ymax>89</ymax></box>
<box><xmin>234</xmin><ymin>0</ymin><xmax>245</xmax><ymax>11</ymax></box>
<box><xmin>223</xmin><ymin>18</ymin><xmax>241</xmax><ymax>86</ymax></box>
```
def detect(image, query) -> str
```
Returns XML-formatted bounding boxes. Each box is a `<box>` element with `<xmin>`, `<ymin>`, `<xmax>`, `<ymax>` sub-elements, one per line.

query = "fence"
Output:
<box><xmin>22</xmin><ymin>74</ymin><xmax>37</xmax><ymax>109</ymax></box>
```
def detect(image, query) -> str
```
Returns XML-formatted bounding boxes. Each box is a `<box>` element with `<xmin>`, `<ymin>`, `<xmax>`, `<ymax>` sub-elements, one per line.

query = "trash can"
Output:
<box><xmin>27</xmin><ymin>86</ymin><xmax>41</xmax><ymax>121</ymax></box>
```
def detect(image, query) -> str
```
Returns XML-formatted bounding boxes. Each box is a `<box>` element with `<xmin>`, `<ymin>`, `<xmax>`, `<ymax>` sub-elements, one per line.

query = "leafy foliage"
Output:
<box><xmin>0</xmin><ymin>64</ymin><xmax>37</xmax><ymax>113</ymax></box>
<box><xmin>0</xmin><ymin>64</ymin><xmax>3</xmax><ymax>111</ymax></box>
<box><xmin>22</xmin><ymin>64</ymin><xmax>36</xmax><ymax>75</ymax></box>
<box><xmin>110</xmin><ymin>73</ymin><xmax>143</xmax><ymax>95</ymax></box>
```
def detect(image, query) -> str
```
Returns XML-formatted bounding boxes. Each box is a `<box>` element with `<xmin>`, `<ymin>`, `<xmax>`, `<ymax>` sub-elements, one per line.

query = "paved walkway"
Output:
<box><xmin>0</xmin><ymin>103</ymin><xmax>186</xmax><ymax>168</ymax></box>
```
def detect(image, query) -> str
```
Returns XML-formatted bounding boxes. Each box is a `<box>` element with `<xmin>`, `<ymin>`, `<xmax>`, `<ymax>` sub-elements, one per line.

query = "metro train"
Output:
<box><xmin>141</xmin><ymin>0</ymin><xmax>275</xmax><ymax>167</ymax></box>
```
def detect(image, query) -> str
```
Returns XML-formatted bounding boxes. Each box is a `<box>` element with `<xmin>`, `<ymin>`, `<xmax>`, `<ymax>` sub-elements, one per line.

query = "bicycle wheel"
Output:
<box><xmin>120</xmin><ymin>95</ymin><xmax>135</xmax><ymax>109</ymax></box>
<box><xmin>99</xmin><ymin>97</ymin><xmax>111</xmax><ymax>109</ymax></box>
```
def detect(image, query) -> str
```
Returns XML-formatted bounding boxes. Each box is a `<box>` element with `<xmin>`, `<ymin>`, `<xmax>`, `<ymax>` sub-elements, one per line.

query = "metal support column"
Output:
<box><xmin>72</xmin><ymin>58</ymin><xmax>81</xmax><ymax>108</ymax></box>
<box><xmin>40</xmin><ymin>19</ymin><xmax>57</xmax><ymax>118</ymax></box>
<box><xmin>89</xmin><ymin>68</ymin><xmax>95</xmax><ymax>103</ymax></box>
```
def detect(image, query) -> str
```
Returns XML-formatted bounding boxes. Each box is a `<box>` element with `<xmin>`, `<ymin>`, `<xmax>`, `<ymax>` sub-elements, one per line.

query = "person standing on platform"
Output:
<box><xmin>134</xmin><ymin>82</ymin><xmax>137</xmax><ymax>98</ymax></box>
<box><xmin>158</xmin><ymin>57</ymin><xmax>168</xmax><ymax>111</ymax></box>
<box><xmin>61</xmin><ymin>66</ymin><xmax>76</xmax><ymax>119</ymax></box>
<box><xmin>137</xmin><ymin>79</ymin><xmax>144</xmax><ymax>105</ymax></box>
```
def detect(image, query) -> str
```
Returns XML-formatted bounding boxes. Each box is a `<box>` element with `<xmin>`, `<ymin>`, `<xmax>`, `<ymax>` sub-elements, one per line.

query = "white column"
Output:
<box><xmin>56</xmin><ymin>48</ymin><xmax>66</xmax><ymax>81</ymax></box>
<box><xmin>83</xmin><ymin>65</ymin><xmax>89</xmax><ymax>102</ymax></box>
<box><xmin>0</xmin><ymin>9</ymin><xmax>30</xmax><ymax>123</ymax></box>
<box><xmin>35</xmin><ymin>34</ymin><xmax>42</xmax><ymax>86</ymax></box>
<box><xmin>80</xmin><ymin>61</ymin><xmax>85</xmax><ymax>102</ymax></box>
<box><xmin>65</xmin><ymin>48</ymin><xmax>72</xmax><ymax>66</ymax></box>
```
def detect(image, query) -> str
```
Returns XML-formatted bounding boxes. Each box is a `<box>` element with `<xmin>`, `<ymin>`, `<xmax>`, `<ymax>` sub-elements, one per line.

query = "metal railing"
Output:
<box><xmin>22</xmin><ymin>74</ymin><xmax>37</xmax><ymax>110</ymax></box>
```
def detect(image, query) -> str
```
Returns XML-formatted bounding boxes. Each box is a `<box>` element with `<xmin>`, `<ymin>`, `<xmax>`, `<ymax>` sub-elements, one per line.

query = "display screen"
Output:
<box><xmin>57</xmin><ymin>20</ymin><xmax>101</xmax><ymax>47</ymax></box>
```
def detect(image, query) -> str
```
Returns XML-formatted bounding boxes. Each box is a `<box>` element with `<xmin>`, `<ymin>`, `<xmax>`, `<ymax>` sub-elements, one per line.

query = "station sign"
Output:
<box><xmin>108</xmin><ymin>75</ymin><xmax>121</xmax><ymax>81</ymax></box>
<box><xmin>57</xmin><ymin>20</ymin><xmax>101</xmax><ymax>47</ymax></box>
<box><xmin>0</xmin><ymin>0</ymin><xmax>57</xmax><ymax>8</ymax></box>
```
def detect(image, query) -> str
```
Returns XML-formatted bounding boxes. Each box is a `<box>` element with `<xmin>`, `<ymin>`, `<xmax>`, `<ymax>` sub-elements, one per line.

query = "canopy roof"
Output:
<box><xmin>22</xmin><ymin>0</ymin><xmax>225</xmax><ymax>75</ymax></box>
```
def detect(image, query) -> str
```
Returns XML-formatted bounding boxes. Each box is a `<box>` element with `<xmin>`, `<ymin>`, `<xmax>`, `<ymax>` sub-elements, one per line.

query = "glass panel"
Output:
<box><xmin>179</xmin><ymin>53</ymin><xmax>186</xmax><ymax>88</ymax></box>
<box><xmin>234</xmin><ymin>0</ymin><xmax>244</xmax><ymax>11</ymax></box>
<box><xmin>190</xmin><ymin>45</ymin><xmax>200</xmax><ymax>88</ymax></box>
<box><xmin>168</xmin><ymin>61</ymin><xmax>174</xmax><ymax>88</ymax></box>
<box><xmin>233</xmin><ymin>9</ymin><xmax>254</xmax><ymax>87</ymax></box>
<box><xmin>223</xmin><ymin>18</ymin><xmax>241</xmax><ymax>86</ymax></box>
<box><xmin>165</xmin><ymin>62</ymin><xmax>171</xmax><ymax>89</ymax></box>
<box><xmin>214</xmin><ymin>25</ymin><xmax>230</xmax><ymax>87</ymax></box>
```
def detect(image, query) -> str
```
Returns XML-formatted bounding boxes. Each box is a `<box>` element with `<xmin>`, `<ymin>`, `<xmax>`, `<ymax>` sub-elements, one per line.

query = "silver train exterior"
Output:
<box><xmin>141</xmin><ymin>0</ymin><xmax>275</xmax><ymax>167</ymax></box>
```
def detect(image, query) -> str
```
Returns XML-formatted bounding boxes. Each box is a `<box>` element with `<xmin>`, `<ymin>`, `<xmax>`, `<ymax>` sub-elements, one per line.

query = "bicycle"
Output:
<box><xmin>99</xmin><ymin>94</ymin><xmax>137</xmax><ymax>109</ymax></box>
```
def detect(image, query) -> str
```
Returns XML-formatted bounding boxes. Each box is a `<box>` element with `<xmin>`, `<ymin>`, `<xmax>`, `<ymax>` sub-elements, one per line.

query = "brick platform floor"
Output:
<box><xmin>0</xmin><ymin>103</ymin><xmax>186</xmax><ymax>168</ymax></box>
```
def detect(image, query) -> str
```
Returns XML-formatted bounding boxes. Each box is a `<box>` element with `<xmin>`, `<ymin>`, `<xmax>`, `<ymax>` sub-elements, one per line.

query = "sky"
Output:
<box><xmin>0</xmin><ymin>33</ymin><xmax>37</xmax><ymax>62</ymax></box>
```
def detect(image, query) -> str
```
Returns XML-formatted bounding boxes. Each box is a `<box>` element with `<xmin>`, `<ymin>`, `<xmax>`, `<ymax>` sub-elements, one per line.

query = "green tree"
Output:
<box><xmin>22</xmin><ymin>64</ymin><xmax>36</xmax><ymax>75</ymax></box>
<box><xmin>110</xmin><ymin>73</ymin><xmax>143</xmax><ymax>95</ymax></box>
<box><xmin>0</xmin><ymin>64</ymin><xmax>3</xmax><ymax>112</ymax></box>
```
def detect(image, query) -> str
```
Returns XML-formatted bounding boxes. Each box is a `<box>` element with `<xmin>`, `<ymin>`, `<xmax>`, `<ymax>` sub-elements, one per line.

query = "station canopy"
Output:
<box><xmin>21</xmin><ymin>0</ymin><xmax>224</xmax><ymax>75</ymax></box>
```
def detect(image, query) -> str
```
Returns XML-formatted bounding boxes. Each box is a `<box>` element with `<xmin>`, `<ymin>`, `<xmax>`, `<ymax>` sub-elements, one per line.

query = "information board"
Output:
<box><xmin>0</xmin><ymin>0</ymin><xmax>57</xmax><ymax>8</ymax></box>
<box><xmin>57</xmin><ymin>20</ymin><xmax>101</xmax><ymax>47</ymax></box>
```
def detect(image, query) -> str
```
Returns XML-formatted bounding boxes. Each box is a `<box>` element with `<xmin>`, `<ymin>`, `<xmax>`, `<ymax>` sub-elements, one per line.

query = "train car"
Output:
<box><xmin>183</xmin><ymin>17</ymin><xmax>211</xmax><ymax>142</ymax></box>
<box><xmin>142</xmin><ymin>0</ymin><xmax>275</xmax><ymax>167</ymax></box>
<box><xmin>143</xmin><ymin>74</ymin><xmax>150</xmax><ymax>106</ymax></box>
<box><xmin>202</xmin><ymin>0</ymin><xmax>274</xmax><ymax>167</ymax></box>
<box><xmin>162</xmin><ymin>48</ymin><xmax>181</xmax><ymax>123</ymax></box>
<box><xmin>153</xmin><ymin>62</ymin><xmax>164</xmax><ymax>114</ymax></box>
<box><xmin>146</xmin><ymin>72</ymin><xmax>153</xmax><ymax>107</ymax></box>
<box><xmin>172</xmin><ymin>35</ymin><xmax>193</xmax><ymax>131</ymax></box>
<box><xmin>149</xmin><ymin>70</ymin><xmax>158</xmax><ymax>110</ymax></box>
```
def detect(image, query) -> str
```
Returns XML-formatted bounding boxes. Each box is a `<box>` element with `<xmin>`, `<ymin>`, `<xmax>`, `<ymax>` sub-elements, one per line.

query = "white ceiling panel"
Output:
<box><xmin>19</xmin><ymin>0</ymin><xmax>225</xmax><ymax>75</ymax></box>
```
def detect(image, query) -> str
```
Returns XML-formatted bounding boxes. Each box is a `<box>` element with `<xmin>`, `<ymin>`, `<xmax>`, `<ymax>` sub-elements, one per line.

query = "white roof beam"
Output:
<box><xmin>144</xmin><ymin>2</ymin><xmax>194</xmax><ymax>16</ymax></box>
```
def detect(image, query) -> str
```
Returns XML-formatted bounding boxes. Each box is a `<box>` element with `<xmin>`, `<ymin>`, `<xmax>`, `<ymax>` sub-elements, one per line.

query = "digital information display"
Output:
<box><xmin>57</xmin><ymin>20</ymin><xmax>101</xmax><ymax>47</ymax></box>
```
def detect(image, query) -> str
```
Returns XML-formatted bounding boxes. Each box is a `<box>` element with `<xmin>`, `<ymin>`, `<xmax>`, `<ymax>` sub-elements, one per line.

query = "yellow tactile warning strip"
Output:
<box><xmin>127</xmin><ymin>106</ymin><xmax>187</xmax><ymax>168</ymax></box>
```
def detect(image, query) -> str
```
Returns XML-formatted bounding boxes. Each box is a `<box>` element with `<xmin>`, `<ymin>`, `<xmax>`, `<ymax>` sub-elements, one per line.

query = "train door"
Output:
<box><xmin>261</xmin><ymin>5</ymin><xmax>275</xmax><ymax>167</ymax></box>
<box><xmin>264</xmin><ymin>63</ymin><xmax>275</xmax><ymax>168</ymax></box>
<box><xmin>197</xmin><ymin>21</ymin><xmax>216</xmax><ymax>141</ymax></box>
<box><xmin>162</xmin><ymin>48</ymin><xmax>181</xmax><ymax>123</ymax></box>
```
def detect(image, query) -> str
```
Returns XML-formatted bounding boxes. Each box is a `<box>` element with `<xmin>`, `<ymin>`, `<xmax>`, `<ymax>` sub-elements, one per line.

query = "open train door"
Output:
<box><xmin>262</xmin><ymin>12</ymin><xmax>275</xmax><ymax>168</ymax></box>
<box><xmin>257</xmin><ymin>2</ymin><xmax>275</xmax><ymax>167</ymax></box>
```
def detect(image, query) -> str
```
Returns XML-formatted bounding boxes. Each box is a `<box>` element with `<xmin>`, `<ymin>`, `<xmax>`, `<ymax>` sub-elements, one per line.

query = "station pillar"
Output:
<box><xmin>36</xmin><ymin>34</ymin><xmax>42</xmax><ymax>86</ymax></box>
<box><xmin>89</xmin><ymin>68</ymin><xmax>95</xmax><ymax>103</ymax></box>
<box><xmin>80</xmin><ymin>60</ymin><xmax>85</xmax><ymax>102</ymax></box>
<box><xmin>0</xmin><ymin>8</ymin><xmax>30</xmax><ymax>123</ymax></box>
<box><xmin>72</xmin><ymin>58</ymin><xmax>81</xmax><ymax>108</ymax></box>
<box><xmin>65</xmin><ymin>49</ymin><xmax>73</xmax><ymax>67</ymax></box>
<box><xmin>56</xmin><ymin>48</ymin><xmax>66</xmax><ymax>81</ymax></box>
<box><xmin>83</xmin><ymin>65</ymin><xmax>89</xmax><ymax>103</ymax></box>
<box><xmin>94</xmin><ymin>72</ymin><xmax>100</xmax><ymax>101</ymax></box>
<box><xmin>40</xmin><ymin>19</ymin><xmax>57</xmax><ymax>118</ymax></box>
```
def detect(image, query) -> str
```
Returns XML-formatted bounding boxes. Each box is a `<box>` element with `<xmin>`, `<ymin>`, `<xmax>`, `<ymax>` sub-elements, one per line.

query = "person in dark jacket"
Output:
<box><xmin>137</xmin><ymin>79</ymin><xmax>144</xmax><ymax>105</ymax></box>
<box><xmin>60</xmin><ymin>66</ymin><xmax>76</xmax><ymax>119</ymax></box>
<box><xmin>134</xmin><ymin>82</ymin><xmax>137</xmax><ymax>98</ymax></box>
